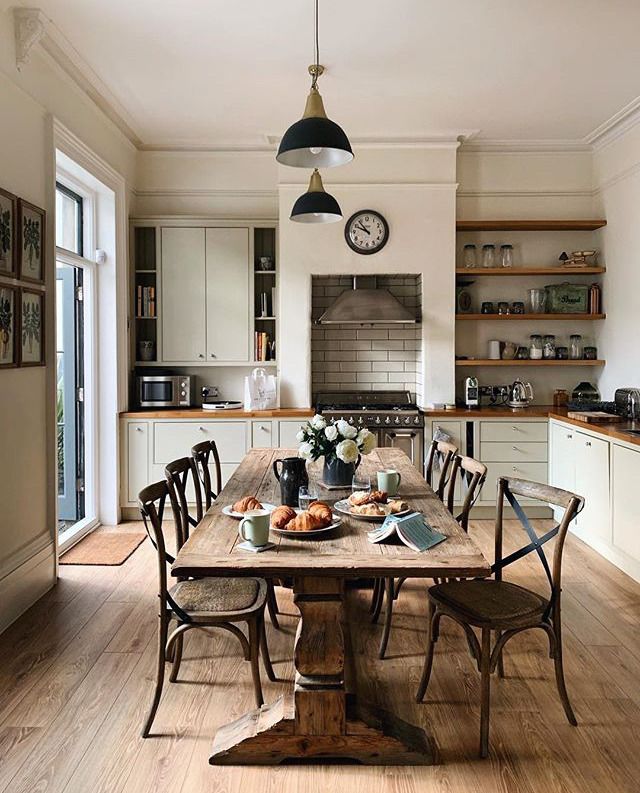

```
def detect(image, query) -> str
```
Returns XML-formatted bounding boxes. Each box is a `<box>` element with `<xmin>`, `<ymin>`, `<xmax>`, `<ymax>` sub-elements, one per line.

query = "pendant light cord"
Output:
<box><xmin>312</xmin><ymin>0</ymin><xmax>320</xmax><ymax>88</ymax></box>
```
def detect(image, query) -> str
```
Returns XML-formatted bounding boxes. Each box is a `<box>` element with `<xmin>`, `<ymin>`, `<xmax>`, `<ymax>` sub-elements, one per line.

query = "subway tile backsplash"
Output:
<box><xmin>311</xmin><ymin>275</ymin><xmax>423</xmax><ymax>401</ymax></box>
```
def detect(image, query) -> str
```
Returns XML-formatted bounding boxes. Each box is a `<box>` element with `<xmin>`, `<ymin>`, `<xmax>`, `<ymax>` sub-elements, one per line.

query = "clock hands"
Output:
<box><xmin>355</xmin><ymin>222</ymin><xmax>370</xmax><ymax>235</ymax></box>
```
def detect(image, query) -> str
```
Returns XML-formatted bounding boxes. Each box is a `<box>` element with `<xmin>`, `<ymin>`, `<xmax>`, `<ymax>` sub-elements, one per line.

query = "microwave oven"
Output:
<box><xmin>137</xmin><ymin>375</ymin><xmax>195</xmax><ymax>408</ymax></box>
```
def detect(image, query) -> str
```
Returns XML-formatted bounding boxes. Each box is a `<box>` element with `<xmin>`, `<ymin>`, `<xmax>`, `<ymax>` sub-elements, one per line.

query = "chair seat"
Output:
<box><xmin>169</xmin><ymin>577</ymin><xmax>262</xmax><ymax>619</ymax></box>
<box><xmin>429</xmin><ymin>579</ymin><xmax>549</xmax><ymax>626</ymax></box>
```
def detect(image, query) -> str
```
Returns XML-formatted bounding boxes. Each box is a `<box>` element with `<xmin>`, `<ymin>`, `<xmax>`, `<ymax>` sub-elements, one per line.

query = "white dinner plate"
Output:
<box><xmin>222</xmin><ymin>502</ymin><xmax>277</xmax><ymax>519</ymax></box>
<box><xmin>333</xmin><ymin>499</ymin><xmax>411</xmax><ymax>522</ymax></box>
<box><xmin>271</xmin><ymin>514</ymin><xmax>342</xmax><ymax>539</ymax></box>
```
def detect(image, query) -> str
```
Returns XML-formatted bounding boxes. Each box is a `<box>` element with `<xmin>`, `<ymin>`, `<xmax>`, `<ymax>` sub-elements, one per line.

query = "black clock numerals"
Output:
<box><xmin>344</xmin><ymin>210</ymin><xmax>389</xmax><ymax>255</ymax></box>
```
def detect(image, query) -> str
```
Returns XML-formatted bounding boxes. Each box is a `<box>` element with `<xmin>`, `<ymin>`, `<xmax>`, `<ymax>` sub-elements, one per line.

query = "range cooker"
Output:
<box><xmin>315</xmin><ymin>390</ymin><xmax>424</xmax><ymax>472</ymax></box>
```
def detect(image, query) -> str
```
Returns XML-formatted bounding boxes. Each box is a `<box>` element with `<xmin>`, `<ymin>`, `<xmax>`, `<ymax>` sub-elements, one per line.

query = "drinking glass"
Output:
<box><xmin>528</xmin><ymin>288</ymin><xmax>547</xmax><ymax>314</ymax></box>
<box><xmin>351</xmin><ymin>474</ymin><xmax>371</xmax><ymax>497</ymax></box>
<box><xmin>298</xmin><ymin>485</ymin><xmax>318</xmax><ymax>511</ymax></box>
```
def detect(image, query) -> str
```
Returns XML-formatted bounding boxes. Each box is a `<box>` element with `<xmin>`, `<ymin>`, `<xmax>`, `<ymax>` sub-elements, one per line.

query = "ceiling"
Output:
<box><xmin>32</xmin><ymin>0</ymin><xmax>640</xmax><ymax>148</ymax></box>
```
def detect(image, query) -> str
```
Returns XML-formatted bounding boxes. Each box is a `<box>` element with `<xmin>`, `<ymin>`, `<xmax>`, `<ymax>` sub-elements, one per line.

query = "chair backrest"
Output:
<box><xmin>191</xmin><ymin>439</ymin><xmax>222</xmax><ymax>511</ymax></box>
<box><xmin>425</xmin><ymin>439</ymin><xmax>458</xmax><ymax>500</ymax></box>
<box><xmin>494</xmin><ymin>476</ymin><xmax>584</xmax><ymax>616</ymax></box>
<box><xmin>164</xmin><ymin>456</ymin><xmax>203</xmax><ymax>547</ymax></box>
<box><xmin>446</xmin><ymin>454</ymin><xmax>487</xmax><ymax>532</ymax></box>
<box><xmin>138</xmin><ymin>480</ymin><xmax>172</xmax><ymax>604</ymax></box>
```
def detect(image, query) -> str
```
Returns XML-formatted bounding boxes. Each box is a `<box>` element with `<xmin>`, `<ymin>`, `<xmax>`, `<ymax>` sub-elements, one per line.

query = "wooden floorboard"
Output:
<box><xmin>0</xmin><ymin>519</ymin><xmax>638</xmax><ymax>792</ymax></box>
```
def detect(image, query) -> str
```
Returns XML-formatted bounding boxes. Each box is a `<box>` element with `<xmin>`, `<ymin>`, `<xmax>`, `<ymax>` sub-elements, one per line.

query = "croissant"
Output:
<box><xmin>284</xmin><ymin>511</ymin><xmax>322</xmax><ymax>532</ymax></box>
<box><xmin>308</xmin><ymin>501</ymin><xmax>333</xmax><ymax>527</ymax></box>
<box><xmin>369</xmin><ymin>490</ymin><xmax>388</xmax><ymax>504</ymax></box>
<box><xmin>351</xmin><ymin>502</ymin><xmax>386</xmax><ymax>517</ymax></box>
<box><xmin>389</xmin><ymin>500</ymin><xmax>409</xmax><ymax>514</ymax></box>
<box><xmin>348</xmin><ymin>490</ymin><xmax>373</xmax><ymax>507</ymax></box>
<box><xmin>271</xmin><ymin>505</ymin><xmax>297</xmax><ymax>529</ymax></box>
<box><xmin>233</xmin><ymin>496</ymin><xmax>263</xmax><ymax>513</ymax></box>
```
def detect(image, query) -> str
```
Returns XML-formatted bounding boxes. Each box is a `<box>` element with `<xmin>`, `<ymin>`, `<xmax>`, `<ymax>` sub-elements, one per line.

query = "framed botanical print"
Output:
<box><xmin>18</xmin><ymin>199</ymin><xmax>46</xmax><ymax>284</ymax></box>
<box><xmin>19</xmin><ymin>288</ymin><xmax>45</xmax><ymax>366</ymax></box>
<box><xmin>0</xmin><ymin>187</ymin><xmax>17</xmax><ymax>277</ymax></box>
<box><xmin>0</xmin><ymin>283</ymin><xmax>18</xmax><ymax>368</ymax></box>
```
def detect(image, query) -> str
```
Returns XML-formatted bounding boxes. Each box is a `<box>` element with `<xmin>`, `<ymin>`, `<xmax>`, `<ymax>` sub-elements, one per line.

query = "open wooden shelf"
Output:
<box><xmin>456</xmin><ymin>266</ymin><xmax>606</xmax><ymax>277</ymax></box>
<box><xmin>456</xmin><ymin>220</ymin><xmax>607</xmax><ymax>231</ymax></box>
<box><xmin>456</xmin><ymin>313</ymin><xmax>606</xmax><ymax>321</ymax></box>
<box><xmin>455</xmin><ymin>359</ymin><xmax>605</xmax><ymax>367</ymax></box>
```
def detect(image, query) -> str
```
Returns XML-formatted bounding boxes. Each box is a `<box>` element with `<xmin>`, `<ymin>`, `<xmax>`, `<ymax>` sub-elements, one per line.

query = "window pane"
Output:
<box><xmin>55</xmin><ymin>186</ymin><xmax>82</xmax><ymax>254</ymax></box>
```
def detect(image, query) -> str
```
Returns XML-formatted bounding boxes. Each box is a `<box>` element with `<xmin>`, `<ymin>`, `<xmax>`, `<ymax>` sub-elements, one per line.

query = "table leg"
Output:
<box><xmin>209</xmin><ymin>576</ymin><xmax>436</xmax><ymax>765</ymax></box>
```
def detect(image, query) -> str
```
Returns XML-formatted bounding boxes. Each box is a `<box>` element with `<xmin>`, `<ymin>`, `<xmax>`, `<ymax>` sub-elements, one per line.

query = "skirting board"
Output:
<box><xmin>0</xmin><ymin>543</ymin><xmax>56</xmax><ymax>635</ymax></box>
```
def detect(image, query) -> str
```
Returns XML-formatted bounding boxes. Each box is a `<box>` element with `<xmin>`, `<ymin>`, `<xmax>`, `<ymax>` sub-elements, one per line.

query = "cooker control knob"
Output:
<box><xmin>394</xmin><ymin>416</ymin><xmax>400</xmax><ymax>425</ymax></box>
<box><xmin>357</xmin><ymin>416</ymin><xmax>363</xmax><ymax>425</ymax></box>
<box><xmin>348</xmin><ymin>417</ymin><xmax>354</xmax><ymax>424</ymax></box>
<box><xmin>413</xmin><ymin>416</ymin><xmax>420</xmax><ymax>424</ymax></box>
<box><xmin>375</xmin><ymin>416</ymin><xmax>381</xmax><ymax>424</ymax></box>
<box><xmin>181</xmin><ymin>391</ymin><xmax>186</xmax><ymax>397</ymax></box>
<box><xmin>404</xmin><ymin>416</ymin><xmax>410</xmax><ymax>424</ymax></box>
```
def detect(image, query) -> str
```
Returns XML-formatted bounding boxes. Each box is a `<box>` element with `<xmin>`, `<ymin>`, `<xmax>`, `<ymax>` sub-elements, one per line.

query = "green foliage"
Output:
<box><xmin>22</xmin><ymin>299</ymin><xmax>40</xmax><ymax>351</ymax></box>
<box><xmin>23</xmin><ymin>216</ymin><xmax>40</xmax><ymax>266</ymax></box>
<box><xmin>0</xmin><ymin>209</ymin><xmax>11</xmax><ymax>255</ymax></box>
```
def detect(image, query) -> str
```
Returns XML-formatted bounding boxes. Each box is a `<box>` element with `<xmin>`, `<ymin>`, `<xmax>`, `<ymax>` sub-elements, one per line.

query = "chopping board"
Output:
<box><xmin>567</xmin><ymin>411</ymin><xmax>624</xmax><ymax>424</ymax></box>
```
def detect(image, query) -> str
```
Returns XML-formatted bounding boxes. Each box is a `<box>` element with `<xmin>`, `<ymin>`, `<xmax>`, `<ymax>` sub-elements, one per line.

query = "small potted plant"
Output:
<box><xmin>297</xmin><ymin>414</ymin><xmax>377</xmax><ymax>486</ymax></box>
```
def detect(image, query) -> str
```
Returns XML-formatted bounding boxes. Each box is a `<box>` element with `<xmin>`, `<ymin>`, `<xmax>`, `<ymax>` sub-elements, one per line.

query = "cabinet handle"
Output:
<box><xmin>585</xmin><ymin>441</ymin><xmax>592</xmax><ymax>447</ymax></box>
<box><xmin>512</xmin><ymin>425</ymin><xmax>520</xmax><ymax>431</ymax></box>
<box><xmin>210</xmin><ymin>353</ymin><xmax>216</xmax><ymax>358</ymax></box>
<box><xmin>512</xmin><ymin>445</ymin><xmax>519</xmax><ymax>451</ymax></box>
<box><xmin>199</xmin><ymin>426</ymin><xmax>206</xmax><ymax>432</ymax></box>
<box><xmin>260</xmin><ymin>425</ymin><xmax>268</xmax><ymax>431</ymax></box>
<box><xmin>136</xmin><ymin>427</ymin><xmax>143</xmax><ymax>432</ymax></box>
<box><xmin>198</xmin><ymin>354</ymin><xmax>205</xmax><ymax>359</ymax></box>
<box><xmin>567</xmin><ymin>434</ymin><xmax>573</xmax><ymax>439</ymax></box>
<box><xmin>512</xmin><ymin>466</ymin><xmax>518</xmax><ymax>472</ymax></box>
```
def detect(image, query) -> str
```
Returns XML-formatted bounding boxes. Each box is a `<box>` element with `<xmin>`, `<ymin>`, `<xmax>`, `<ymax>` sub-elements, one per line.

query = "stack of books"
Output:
<box><xmin>136</xmin><ymin>285</ymin><xmax>156</xmax><ymax>317</ymax></box>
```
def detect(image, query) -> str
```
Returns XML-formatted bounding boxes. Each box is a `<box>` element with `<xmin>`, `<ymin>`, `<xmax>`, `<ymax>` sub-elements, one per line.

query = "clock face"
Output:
<box><xmin>345</xmin><ymin>210</ymin><xmax>389</xmax><ymax>255</ymax></box>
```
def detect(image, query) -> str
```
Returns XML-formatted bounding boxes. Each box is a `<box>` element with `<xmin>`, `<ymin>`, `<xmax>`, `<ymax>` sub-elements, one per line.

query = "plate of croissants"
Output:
<box><xmin>222</xmin><ymin>496</ymin><xmax>277</xmax><ymax>519</ymax></box>
<box><xmin>333</xmin><ymin>490</ymin><xmax>411</xmax><ymax>521</ymax></box>
<box><xmin>269</xmin><ymin>501</ymin><xmax>341</xmax><ymax>538</ymax></box>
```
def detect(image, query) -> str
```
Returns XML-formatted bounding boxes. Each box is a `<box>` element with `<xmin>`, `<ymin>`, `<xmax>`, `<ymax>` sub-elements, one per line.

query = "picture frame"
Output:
<box><xmin>18</xmin><ymin>199</ymin><xmax>46</xmax><ymax>284</ymax></box>
<box><xmin>0</xmin><ymin>187</ymin><xmax>18</xmax><ymax>277</ymax></box>
<box><xmin>19</xmin><ymin>288</ymin><xmax>45</xmax><ymax>366</ymax></box>
<box><xmin>0</xmin><ymin>283</ymin><xmax>18</xmax><ymax>368</ymax></box>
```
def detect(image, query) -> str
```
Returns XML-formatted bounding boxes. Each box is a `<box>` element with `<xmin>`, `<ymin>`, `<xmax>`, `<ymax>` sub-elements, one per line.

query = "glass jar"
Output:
<box><xmin>481</xmin><ymin>301</ymin><xmax>495</xmax><ymax>314</ymax></box>
<box><xmin>556</xmin><ymin>346</ymin><xmax>568</xmax><ymax>360</ymax></box>
<box><xmin>528</xmin><ymin>288</ymin><xmax>547</xmax><ymax>314</ymax></box>
<box><xmin>481</xmin><ymin>244</ymin><xmax>496</xmax><ymax>268</ymax></box>
<box><xmin>569</xmin><ymin>334</ymin><xmax>583</xmax><ymax>360</ymax></box>
<box><xmin>584</xmin><ymin>346</ymin><xmax>598</xmax><ymax>360</ymax></box>
<box><xmin>543</xmin><ymin>334</ymin><xmax>556</xmax><ymax>359</ymax></box>
<box><xmin>511</xmin><ymin>301</ymin><xmax>525</xmax><ymax>314</ymax></box>
<box><xmin>553</xmin><ymin>389</ymin><xmax>569</xmax><ymax>408</ymax></box>
<box><xmin>500</xmin><ymin>244</ymin><xmax>514</xmax><ymax>268</ymax></box>
<box><xmin>463</xmin><ymin>244</ymin><xmax>477</xmax><ymax>269</ymax></box>
<box><xmin>498</xmin><ymin>301</ymin><xmax>510</xmax><ymax>315</ymax></box>
<box><xmin>529</xmin><ymin>334</ymin><xmax>543</xmax><ymax>360</ymax></box>
<box><xmin>571</xmin><ymin>381</ymin><xmax>600</xmax><ymax>404</ymax></box>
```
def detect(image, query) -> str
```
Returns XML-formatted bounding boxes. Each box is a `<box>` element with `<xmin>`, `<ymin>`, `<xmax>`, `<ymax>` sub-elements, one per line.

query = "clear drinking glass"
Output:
<box><xmin>481</xmin><ymin>244</ymin><xmax>496</xmax><ymax>268</ymax></box>
<box><xmin>463</xmin><ymin>244</ymin><xmax>477</xmax><ymax>269</ymax></box>
<box><xmin>351</xmin><ymin>474</ymin><xmax>371</xmax><ymax>497</ymax></box>
<box><xmin>298</xmin><ymin>485</ymin><xmax>318</xmax><ymax>511</ymax></box>
<box><xmin>528</xmin><ymin>288</ymin><xmax>547</xmax><ymax>314</ymax></box>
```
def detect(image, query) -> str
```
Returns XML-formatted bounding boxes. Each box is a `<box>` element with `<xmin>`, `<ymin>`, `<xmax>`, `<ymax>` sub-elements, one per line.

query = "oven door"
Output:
<box><xmin>138</xmin><ymin>377</ymin><xmax>179</xmax><ymax>407</ymax></box>
<box><xmin>380</xmin><ymin>429</ymin><xmax>424</xmax><ymax>472</ymax></box>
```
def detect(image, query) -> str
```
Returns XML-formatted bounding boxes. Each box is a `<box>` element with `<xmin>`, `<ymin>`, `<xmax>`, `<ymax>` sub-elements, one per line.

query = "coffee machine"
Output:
<box><xmin>464</xmin><ymin>377</ymin><xmax>479</xmax><ymax>408</ymax></box>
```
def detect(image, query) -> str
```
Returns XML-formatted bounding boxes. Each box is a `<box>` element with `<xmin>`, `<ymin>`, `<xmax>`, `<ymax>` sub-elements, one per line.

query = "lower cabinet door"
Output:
<box><xmin>251</xmin><ymin>421</ymin><xmax>274</xmax><ymax>448</ymax></box>
<box><xmin>279</xmin><ymin>420</ymin><xmax>306</xmax><ymax>449</ymax></box>
<box><xmin>574</xmin><ymin>432</ymin><xmax>610</xmax><ymax>542</ymax></box>
<box><xmin>479</xmin><ymin>462</ymin><xmax>549</xmax><ymax>505</ymax></box>
<box><xmin>127</xmin><ymin>422</ymin><xmax>149</xmax><ymax>504</ymax></box>
<box><xmin>153</xmin><ymin>421</ymin><xmax>247</xmax><ymax>464</ymax></box>
<box><xmin>612</xmin><ymin>444</ymin><xmax>640</xmax><ymax>561</ymax></box>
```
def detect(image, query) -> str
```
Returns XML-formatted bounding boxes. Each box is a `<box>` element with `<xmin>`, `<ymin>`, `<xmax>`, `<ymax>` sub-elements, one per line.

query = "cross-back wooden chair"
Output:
<box><xmin>164</xmin><ymin>456</ymin><xmax>203</xmax><ymax>540</ymax></box>
<box><xmin>369</xmin><ymin>438</ymin><xmax>459</xmax><ymax>632</ymax></box>
<box><xmin>416</xmin><ymin>476</ymin><xmax>584</xmax><ymax>758</ymax></box>
<box><xmin>446</xmin><ymin>454</ymin><xmax>487</xmax><ymax>533</ymax></box>
<box><xmin>138</xmin><ymin>480</ymin><xmax>275</xmax><ymax>738</ymax></box>
<box><xmin>191</xmin><ymin>439</ymin><xmax>222</xmax><ymax>512</ymax></box>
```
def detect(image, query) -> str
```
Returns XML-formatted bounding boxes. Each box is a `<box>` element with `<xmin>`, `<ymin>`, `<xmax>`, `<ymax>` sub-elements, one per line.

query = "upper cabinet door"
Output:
<box><xmin>161</xmin><ymin>228</ymin><xmax>206</xmax><ymax>362</ymax></box>
<box><xmin>206</xmin><ymin>228</ymin><xmax>250</xmax><ymax>362</ymax></box>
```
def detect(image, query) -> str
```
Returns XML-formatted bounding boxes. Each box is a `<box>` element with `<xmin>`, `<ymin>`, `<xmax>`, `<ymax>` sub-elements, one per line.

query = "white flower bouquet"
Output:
<box><xmin>297</xmin><ymin>414</ymin><xmax>377</xmax><ymax>485</ymax></box>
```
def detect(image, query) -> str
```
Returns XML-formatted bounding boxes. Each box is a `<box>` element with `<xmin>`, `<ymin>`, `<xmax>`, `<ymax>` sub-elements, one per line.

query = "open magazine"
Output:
<box><xmin>367</xmin><ymin>512</ymin><xmax>447</xmax><ymax>552</ymax></box>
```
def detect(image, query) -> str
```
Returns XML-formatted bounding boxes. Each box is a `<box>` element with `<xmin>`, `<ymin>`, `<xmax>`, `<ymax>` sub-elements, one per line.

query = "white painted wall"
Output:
<box><xmin>593</xmin><ymin>124</ymin><xmax>640</xmax><ymax>398</ymax></box>
<box><xmin>0</xmin><ymin>3</ymin><xmax>135</xmax><ymax>630</ymax></box>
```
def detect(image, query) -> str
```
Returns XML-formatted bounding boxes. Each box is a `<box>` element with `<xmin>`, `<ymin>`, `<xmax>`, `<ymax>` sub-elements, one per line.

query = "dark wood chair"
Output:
<box><xmin>191</xmin><ymin>439</ymin><xmax>222</xmax><ymax>511</ymax></box>
<box><xmin>416</xmin><ymin>476</ymin><xmax>584</xmax><ymax>758</ymax></box>
<box><xmin>138</xmin><ymin>480</ymin><xmax>275</xmax><ymax>738</ymax></box>
<box><xmin>446</xmin><ymin>454</ymin><xmax>487</xmax><ymax>533</ymax></box>
<box><xmin>165</xmin><ymin>456</ymin><xmax>203</xmax><ymax>536</ymax></box>
<box><xmin>369</xmin><ymin>438</ymin><xmax>459</xmax><ymax>627</ymax></box>
<box><xmin>191</xmin><ymin>441</ymin><xmax>282</xmax><ymax>631</ymax></box>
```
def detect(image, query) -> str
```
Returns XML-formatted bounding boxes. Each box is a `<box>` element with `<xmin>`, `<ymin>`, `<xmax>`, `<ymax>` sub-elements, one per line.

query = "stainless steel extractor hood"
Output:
<box><xmin>317</xmin><ymin>277</ymin><xmax>417</xmax><ymax>325</ymax></box>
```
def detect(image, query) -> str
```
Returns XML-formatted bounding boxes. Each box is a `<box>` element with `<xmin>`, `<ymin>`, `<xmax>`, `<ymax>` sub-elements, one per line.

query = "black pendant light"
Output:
<box><xmin>276</xmin><ymin>0</ymin><xmax>353</xmax><ymax>169</ymax></box>
<box><xmin>290</xmin><ymin>169</ymin><xmax>342</xmax><ymax>224</ymax></box>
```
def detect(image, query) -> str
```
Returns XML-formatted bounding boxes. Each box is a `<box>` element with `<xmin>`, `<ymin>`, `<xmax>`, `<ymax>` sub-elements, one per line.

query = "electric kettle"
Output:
<box><xmin>507</xmin><ymin>379</ymin><xmax>534</xmax><ymax>409</ymax></box>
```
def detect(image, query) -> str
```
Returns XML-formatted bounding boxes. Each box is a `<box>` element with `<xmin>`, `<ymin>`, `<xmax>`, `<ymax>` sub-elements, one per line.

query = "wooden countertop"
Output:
<box><xmin>120</xmin><ymin>408</ymin><xmax>314</xmax><ymax>419</ymax></box>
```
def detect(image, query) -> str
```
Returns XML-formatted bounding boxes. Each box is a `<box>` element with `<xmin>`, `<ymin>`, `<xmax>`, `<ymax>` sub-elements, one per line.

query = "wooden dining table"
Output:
<box><xmin>172</xmin><ymin>447</ymin><xmax>490</xmax><ymax>765</ymax></box>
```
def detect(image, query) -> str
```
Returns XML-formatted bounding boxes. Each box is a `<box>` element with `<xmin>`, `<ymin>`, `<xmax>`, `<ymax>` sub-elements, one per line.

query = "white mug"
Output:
<box><xmin>238</xmin><ymin>509</ymin><xmax>270</xmax><ymax>547</ymax></box>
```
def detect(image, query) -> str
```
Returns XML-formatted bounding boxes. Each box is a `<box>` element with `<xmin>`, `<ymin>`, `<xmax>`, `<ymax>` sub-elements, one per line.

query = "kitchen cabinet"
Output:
<box><xmin>153</xmin><ymin>421</ymin><xmax>247</xmax><ymax>465</ymax></box>
<box><xmin>549</xmin><ymin>421</ymin><xmax>576</xmax><ymax>499</ymax></box>
<box><xmin>160</xmin><ymin>226</ymin><xmax>250</xmax><ymax>363</ymax></box>
<box><xmin>573</xmin><ymin>431</ymin><xmax>610</xmax><ymax>542</ymax></box>
<box><xmin>279</xmin><ymin>419</ymin><xmax>305</xmax><ymax>448</ymax></box>
<box><xmin>161</xmin><ymin>228</ymin><xmax>207</xmax><ymax>362</ymax></box>
<box><xmin>126</xmin><ymin>422</ymin><xmax>149</xmax><ymax>504</ymax></box>
<box><xmin>251</xmin><ymin>420</ymin><xmax>274</xmax><ymax>448</ymax></box>
<box><xmin>205</xmin><ymin>228</ymin><xmax>249</xmax><ymax>362</ymax></box>
<box><xmin>612</xmin><ymin>444</ymin><xmax>640</xmax><ymax>562</ymax></box>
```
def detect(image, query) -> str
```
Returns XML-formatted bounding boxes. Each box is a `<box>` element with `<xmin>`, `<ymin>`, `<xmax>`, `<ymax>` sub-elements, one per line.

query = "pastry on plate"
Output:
<box><xmin>351</xmin><ymin>502</ymin><xmax>386</xmax><ymax>517</ymax></box>
<box><xmin>348</xmin><ymin>490</ymin><xmax>372</xmax><ymax>507</ymax></box>
<box><xmin>232</xmin><ymin>496</ymin><xmax>263</xmax><ymax>513</ymax></box>
<box><xmin>270</xmin><ymin>505</ymin><xmax>297</xmax><ymax>529</ymax></box>
<box><xmin>369</xmin><ymin>490</ymin><xmax>388</xmax><ymax>504</ymax></box>
<box><xmin>285</xmin><ymin>511</ymin><xmax>322</xmax><ymax>532</ymax></box>
<box><xmin>389</xmin><ymin>499</ymin><xmax>409</xmax><ymax>514</ymax></box>
<box><xmin>308</xmin><ymin>501</ymin><xmax>333</xmax><ymax>528</ymax></box>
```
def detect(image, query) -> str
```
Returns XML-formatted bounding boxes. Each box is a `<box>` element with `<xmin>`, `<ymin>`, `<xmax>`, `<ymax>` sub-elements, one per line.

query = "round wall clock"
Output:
<box><xmin>344</xmin><ymin>210</ymin><xmax>389</xmax><ymax>255</ymax></box>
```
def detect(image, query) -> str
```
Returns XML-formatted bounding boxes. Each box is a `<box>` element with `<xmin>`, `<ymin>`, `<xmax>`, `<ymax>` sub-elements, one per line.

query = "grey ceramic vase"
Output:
<box><xmin>322</xmin><ymin>454</ymin><xmax>361</xmax><ymax>486</ymax></box>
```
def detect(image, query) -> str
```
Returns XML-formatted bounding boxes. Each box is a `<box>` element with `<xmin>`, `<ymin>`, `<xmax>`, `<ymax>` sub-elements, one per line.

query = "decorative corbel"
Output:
<box><xmin>14</xmin><ymin>8</ymin><xmax>46</xmax><ymax>71</ymax></box>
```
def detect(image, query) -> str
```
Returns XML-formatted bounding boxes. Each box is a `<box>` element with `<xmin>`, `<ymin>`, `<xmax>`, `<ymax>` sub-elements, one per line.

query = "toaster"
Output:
<box><xmin>615</xmin><ymin>388</ymin><xmax>640</xmax><ymax>419</ymax></box>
